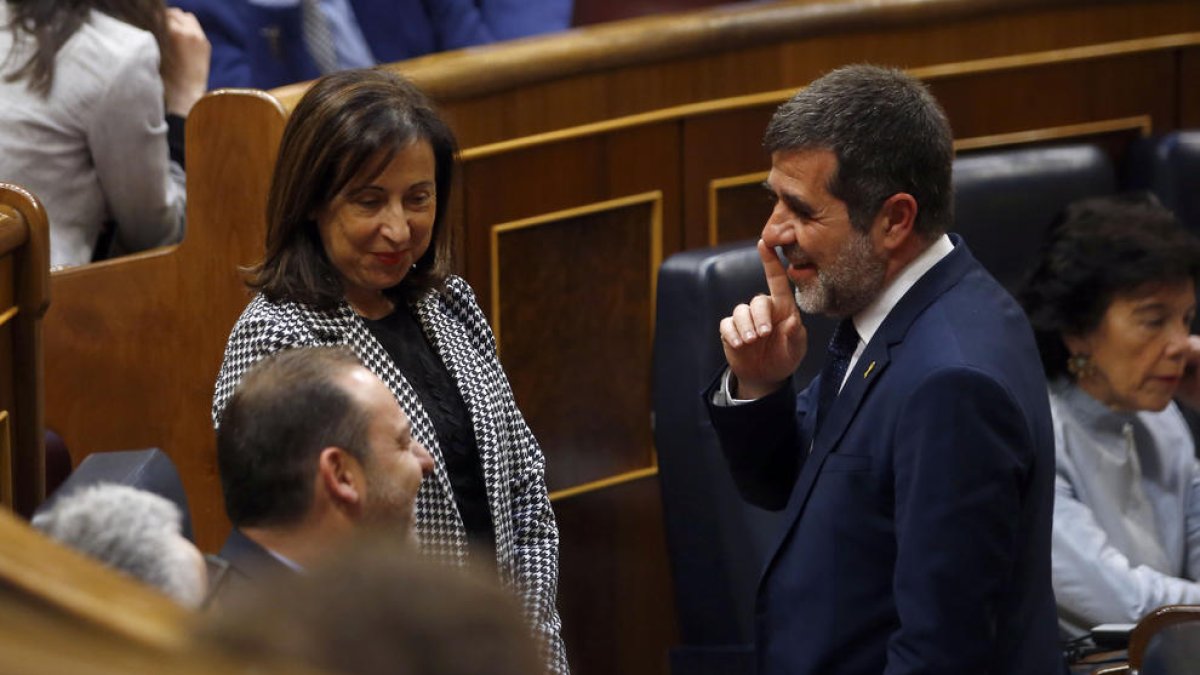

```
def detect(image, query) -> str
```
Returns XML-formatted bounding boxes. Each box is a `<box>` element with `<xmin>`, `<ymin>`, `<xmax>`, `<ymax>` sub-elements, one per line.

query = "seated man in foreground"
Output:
<box><xmin>214</xmin><ymin>346</ymin><xmax>433</xmax><ymax>588</ymax></box>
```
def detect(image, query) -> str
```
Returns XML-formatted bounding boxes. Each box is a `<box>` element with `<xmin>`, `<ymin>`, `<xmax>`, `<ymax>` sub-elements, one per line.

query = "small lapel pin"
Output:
<box><xmin>863</xmin><ymin>361</ymin><xmax>876</xmax><ymax>378</ymax></box>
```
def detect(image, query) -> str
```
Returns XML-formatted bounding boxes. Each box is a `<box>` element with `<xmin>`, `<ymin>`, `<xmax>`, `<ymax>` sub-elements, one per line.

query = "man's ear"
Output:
<box><xmin>317</xmin><ymin>446</ymin><xmax>365</xmax><ymax>510</ymax></box>
<box><xmin>874</xmin><ymin>193</ymin><xmax>918</xmax><ymax>250</ymax></box>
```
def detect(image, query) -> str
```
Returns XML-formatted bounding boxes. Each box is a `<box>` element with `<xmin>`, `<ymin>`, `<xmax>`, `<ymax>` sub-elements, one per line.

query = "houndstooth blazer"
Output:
<box><xmin>212</xmin><ymin>276</ymin><xmax>568</xmax><ymax>674</ymax></box>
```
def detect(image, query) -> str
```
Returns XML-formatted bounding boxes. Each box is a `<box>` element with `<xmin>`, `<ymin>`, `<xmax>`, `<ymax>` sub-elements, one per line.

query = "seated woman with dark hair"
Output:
<box><xmin>1020</xmin><ymin>193</ymin><xmax>1200</xmax><ymax>636</ymax></box>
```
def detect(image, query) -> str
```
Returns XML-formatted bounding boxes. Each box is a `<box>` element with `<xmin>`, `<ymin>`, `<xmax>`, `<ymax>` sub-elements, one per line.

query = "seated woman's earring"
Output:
<box><xmin>1067</xmin><ymin>353</ymin><xmax>1094</xmax><ymax>379</ymax></box>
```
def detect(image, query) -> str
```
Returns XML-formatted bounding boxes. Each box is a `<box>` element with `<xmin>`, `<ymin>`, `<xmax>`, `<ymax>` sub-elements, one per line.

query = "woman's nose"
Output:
<box><xmin>380</xmin><ymin>204</ymin><xmax>411</xmax><ymax>243</ymax></box>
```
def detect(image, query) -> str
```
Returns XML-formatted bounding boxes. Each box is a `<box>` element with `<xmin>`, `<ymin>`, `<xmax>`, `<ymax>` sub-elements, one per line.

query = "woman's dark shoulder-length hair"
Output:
<box><xmin>1018</xmin><ymin>191</ymin><xmax>1200</xmax><ymax>379</ymax></box>
<box><xmin>247</xmin><ymin>68</ymin><xmax>459</xmax><ymax>309</ymax></box>
<box><xmin>3</xmin><ymin>0</ymin><xmax>168</xmax><ymax>97</ymax></box>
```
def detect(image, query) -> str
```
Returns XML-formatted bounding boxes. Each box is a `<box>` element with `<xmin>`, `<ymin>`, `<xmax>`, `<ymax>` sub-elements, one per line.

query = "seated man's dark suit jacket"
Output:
<box><xmin>213</xmin><ymin>527</ymin><xmax>295</xmax><ymax>605</ymax></box>
<box><xmin>707</xmin><ymin>237</ymin><xmax>1063</xmax><ymax>675</ymax></box>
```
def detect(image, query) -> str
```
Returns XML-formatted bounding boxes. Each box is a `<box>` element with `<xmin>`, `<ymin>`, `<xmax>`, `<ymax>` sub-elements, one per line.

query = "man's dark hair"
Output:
<box><xmin>763</xmin><ymin>64</ymin><xmax>954</xmax><ymax>237</ymax></box>
<box><xmin>216</xmin><ymin>346</ymin><xmax>372</xmax><ymax>527</ymax></box>
<box><xmin>1019</xmin><ymin>192</ymin><xmax>1200</xmax><ymax>379</ymax></box>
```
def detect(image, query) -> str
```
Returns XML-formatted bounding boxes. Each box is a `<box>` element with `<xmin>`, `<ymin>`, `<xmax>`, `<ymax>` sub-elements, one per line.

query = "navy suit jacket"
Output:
<box><xmin>212</xmin><ymin>527</ymin><xmax>295</xmax><ymax>606</ymax></box>
<box><xmin>173</xmin><ymin>0</ymin><xmax>571</xmax><ymax>90</ymax></box>
<box><xmin>707</xmin><ymin>237</ymin><xmax>1063</xmax><ymax>675</ymax></box>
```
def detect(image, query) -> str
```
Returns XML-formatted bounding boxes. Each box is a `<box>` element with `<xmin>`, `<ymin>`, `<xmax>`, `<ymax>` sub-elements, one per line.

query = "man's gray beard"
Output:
<box><xmin>792</xmin><ymin>232</ymin><xmax>887</xmax><ymax>318</ymax></box>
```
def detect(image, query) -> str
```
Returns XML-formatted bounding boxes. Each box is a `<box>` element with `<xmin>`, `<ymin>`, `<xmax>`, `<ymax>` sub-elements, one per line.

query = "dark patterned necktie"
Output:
<box><xmin>814</xmin><ymin>318</ymin><xmax>860</xmax><ymax>436</ymax></box>
<box><xmin>301</xmin><ymin>0</ymin><xmax>338</xmax><ymax>74</ymax></box>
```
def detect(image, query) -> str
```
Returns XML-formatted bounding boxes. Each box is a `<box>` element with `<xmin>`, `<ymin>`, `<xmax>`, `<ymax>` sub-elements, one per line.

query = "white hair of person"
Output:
<box><xmin>32</xmin><ymin>483</ymin><xmax>206</xmax><ymax>608</ymax></box>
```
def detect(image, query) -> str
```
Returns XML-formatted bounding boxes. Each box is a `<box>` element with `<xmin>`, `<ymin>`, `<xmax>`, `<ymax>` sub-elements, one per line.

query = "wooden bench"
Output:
<box><xmin>0</xmin><ymin>182</ymin><xmax>49</xmax><ymax>516</ymax></box>
<box><xmin>0</xmin><ymin>504</ymin><xmax>327</xmax><ymax>672</ymax></box>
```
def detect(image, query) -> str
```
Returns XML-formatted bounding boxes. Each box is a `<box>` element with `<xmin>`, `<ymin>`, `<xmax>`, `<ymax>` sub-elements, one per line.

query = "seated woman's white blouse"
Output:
<box><xmin>1049</xmin><ymin>378</ymin><xmax>1200</xmax><ymax>636</ymax></box>
<box><xmin>0</xmin><ymin>5</ymin><xmax>186</xmax><ymax>268</ymax></box>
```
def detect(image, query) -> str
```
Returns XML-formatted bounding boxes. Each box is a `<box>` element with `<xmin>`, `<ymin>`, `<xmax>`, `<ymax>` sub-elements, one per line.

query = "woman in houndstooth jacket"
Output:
<box><xmin>212</xmin><ymin>69</ymin><xmax>567</xmax><ymax>674</ymax></box>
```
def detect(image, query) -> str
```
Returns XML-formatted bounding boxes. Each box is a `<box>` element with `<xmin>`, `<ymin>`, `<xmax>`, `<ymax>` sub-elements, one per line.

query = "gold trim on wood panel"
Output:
<box><xmin>459</xmin><ymin>32</ymin><xmax>1200</xmax><ymax>161</ymax></box>
<box><xmin>909</xmin><ymin>32</ymin><xmax>1200</xmax><ymax>82</ymax></box>
<box><xmin>0</xmin><ymin>411</ymin><xmax>10</xmax><ymax>509</ymax></box>
<box><xmin>953</xmin><ymin>115</ymin><xmax>1153</xmax><ymax>152</ymax></box>
<box><xmin>489</xmin><ymin>191</ymin><xmax>664</xmax><ymax>351</ymax></box>
<box><xmin>0</xmin><ymin>307</ymin><xmax>17</xmax><ymax>329</ymax></box>
<box><xmin>548</xmin><ymin>466</ymin><xmax>658</xmax><ymax>502</ymax></box>
<box><xmin>462</xmin><ymin>89</ymin><xmax>796</xmax><ymax>161</ymax></box>
<box><xmin>708</xmin><ymin>171</ymin><xmax>770</xmax><ymax>247</ymax></box>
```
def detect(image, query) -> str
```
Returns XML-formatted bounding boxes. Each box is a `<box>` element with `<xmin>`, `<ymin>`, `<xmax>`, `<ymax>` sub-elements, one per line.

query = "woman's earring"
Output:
<box><xmin>1067</xmin><ymin>353</ymin><xmax>1093</xmax><ymax>379</ymax></box>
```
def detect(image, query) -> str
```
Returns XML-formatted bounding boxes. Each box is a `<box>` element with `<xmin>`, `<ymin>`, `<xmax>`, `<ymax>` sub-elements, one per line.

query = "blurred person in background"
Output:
<box><xmin>0</xmin><ymin>0</ymin><xmax>209</xmax><ymax>268</ymax></box>
<box><xmin>1020</xmin><ymin>193</ymin><xmax>1200</xmax><ymax>636</ymax></box>
<box><xmin>33</xmin><ymin>483</ymin><xmax>207</xmax><ymax>608</ymax></box>
<box><xmin>200</xmin><ymin>534</ymin><xmax>543</xmax><ymax>675</ymax></box>
<box><xmin>173</xmin><ymin>0</ymin><xmax>571</xmax><ymax>90</ymax></box>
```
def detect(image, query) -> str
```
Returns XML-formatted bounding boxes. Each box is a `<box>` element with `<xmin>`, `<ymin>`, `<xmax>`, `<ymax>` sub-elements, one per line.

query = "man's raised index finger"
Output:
<box><xmin>757</xmin><ymin>239</ymin><xmax>794</xmax><ymax>308</ymax></box>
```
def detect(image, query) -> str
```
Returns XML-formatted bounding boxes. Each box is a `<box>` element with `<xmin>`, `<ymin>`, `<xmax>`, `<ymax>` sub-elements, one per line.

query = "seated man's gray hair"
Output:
<box><xmin>32</xmin><ymin>483</ymin><xmax>205</xmax><ymax>607</ymax></box>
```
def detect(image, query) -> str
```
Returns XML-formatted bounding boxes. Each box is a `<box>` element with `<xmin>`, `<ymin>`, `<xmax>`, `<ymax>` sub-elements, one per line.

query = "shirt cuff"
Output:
<box><xmin>712</xmin><ymin>368</ymin><xmax>755</xmax><ymax>407</ymax></box>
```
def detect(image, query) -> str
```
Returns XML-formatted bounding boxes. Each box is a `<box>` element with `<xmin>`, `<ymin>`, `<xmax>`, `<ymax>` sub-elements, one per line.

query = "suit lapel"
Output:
<box><xmin>759</xmin><ymin>236</ymin><xmax>979</xmax><ymax>583</ymax></box>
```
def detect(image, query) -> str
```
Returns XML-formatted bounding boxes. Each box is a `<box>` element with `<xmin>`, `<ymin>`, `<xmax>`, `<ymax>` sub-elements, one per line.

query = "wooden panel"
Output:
<box><xmin>682</xmin><ymin>106</ymin><xmax>775</xmax><ymax>250</ymax></box>
<box><xmin>462</xmin><ymin>121</ymin><xmax>682</xmax><ymax>309</ymax></box>
<box><xmin>709</xmin><ymin>171</ymin><xmax>771</xmax><ymax>246</ymax></box>
<box><xmin>555</xmin><ymin>475</ymin><xmax>677</xmax><ymax>675</ymax></box>
<box><xmin>0</xmin><ymin>256</ymin><xmax>13</xmax><ymax>509</ymax></box>
<box><xmin>332</xmin><ymin>0</ymin><xmax>1200</xmax><ymax>148</ymax></box>
<box><xmin>1183</xmin><ymin>47</ymin><xmax>1200</xmax><ymax>128</ymax></box>
<box><xmin>0</xmin><ymin>256</ymin><xmax>12</xmax><ymax>309</ymax></box>
<box><xmin>927</xmin><ymin>52</ymin><xmax>1178</xmax><ymax>142</ymax></box>
<box><xmin>493</xmin><ymin>194</ymin><xmax>661</xmax><ymax>492</ymax></box>
<box><xmin>0</xmin><ymin>411</ymin><xmax>9</xmax><ymax>507</ymax></box>
<box><xmin>572</xmin><ymin>0</ymin><xmax>732</xmax><ymax>27</ymax></box>
<box><xmin>0</xmin><ymin>186</ymin><xmax>49</xmax><ymax>516</ymax></box>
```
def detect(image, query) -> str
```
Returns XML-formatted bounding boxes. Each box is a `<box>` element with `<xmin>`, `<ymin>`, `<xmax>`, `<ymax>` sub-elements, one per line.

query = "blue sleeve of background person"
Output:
<box><xmin>480</xmin><ymin>0</ymin><xmax>572</xmax><ymax>41</ymax></box>
<box><xmin>170</xmin><ymin>0</ymin><xmax>255</xmax><ymax>89</ymax></box>
<box><xmin>347</xmin><ymin>0</ymin><xmax>437</xmax><ymax>64</ymax></box>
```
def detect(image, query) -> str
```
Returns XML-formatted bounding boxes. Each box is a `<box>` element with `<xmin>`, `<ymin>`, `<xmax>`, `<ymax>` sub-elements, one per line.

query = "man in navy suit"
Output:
<box><xmin>213</xmin><ymin>346</ymin><xmax>433</xmax><ymax>596</ymax></box>
<box><xmin>707</xmin><ymin>65</ymin><xmax>1063</xmax><ymax>674</ymax></box>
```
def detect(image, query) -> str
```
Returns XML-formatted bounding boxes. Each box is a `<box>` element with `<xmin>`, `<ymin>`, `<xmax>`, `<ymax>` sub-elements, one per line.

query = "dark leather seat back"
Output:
<box><xmin>952</xmin><ymin>144</ymin><xmax>1116</xmax><ymax>293</ymax></box>
<box><xmin>34</xmin><ymin>449</ymin><xmax>193</xmax><ymax>542</ymax></box>
<box><xmin>653</xmin><ymin>241</ymin><xmax>836</xmax><ymax>674</ymax></box>
<box><xmin>1124</xmin><ymin>130</ymin><xmax>1200</xmax><ymax>236</ymax></box>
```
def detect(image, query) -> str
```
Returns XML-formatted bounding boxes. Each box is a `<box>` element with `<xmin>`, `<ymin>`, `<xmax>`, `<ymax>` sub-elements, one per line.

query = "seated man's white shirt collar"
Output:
<box><xmin>264</xmin><ymin>546</ymin><xmax>305</xmax><ymax>572</ymax></box>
